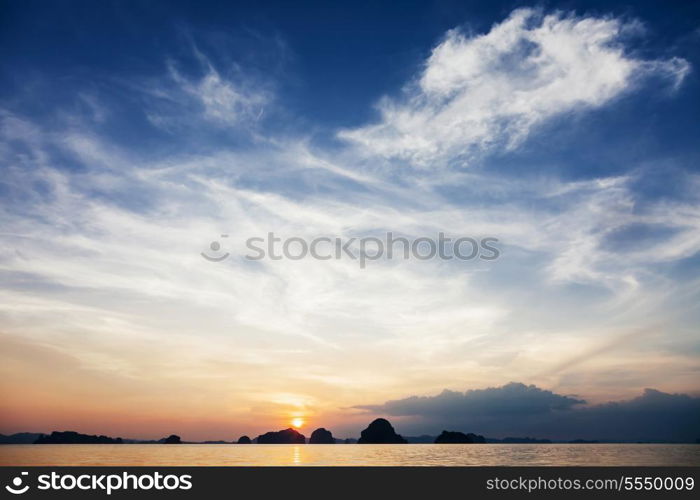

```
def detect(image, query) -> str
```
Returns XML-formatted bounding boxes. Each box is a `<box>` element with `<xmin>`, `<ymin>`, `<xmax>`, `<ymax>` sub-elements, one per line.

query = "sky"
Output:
<box><xmin>1</xmin><ymin>0</ymin><xmax>699</xmax><ymax>442</ymax></box>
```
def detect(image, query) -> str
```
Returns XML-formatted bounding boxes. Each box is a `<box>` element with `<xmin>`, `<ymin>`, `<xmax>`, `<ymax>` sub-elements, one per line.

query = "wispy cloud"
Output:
<box><xmin>0</xmin><ymin>7</ymin><xmax>698</xmax><ymax>439</ymax></box>
<box><xmin>339</xmin><ymin>8</ymin><xmax>689</xmax><ymax>167</ymax></box>
<box><xmin>168</xmin><ymin>61</ymin><xmax>269</xmax><ymax>126</ymax></box>
<box><xmin>138</xmin><ymin>50</ymin><xmax>271</xmax><ymax>132</ymax></box>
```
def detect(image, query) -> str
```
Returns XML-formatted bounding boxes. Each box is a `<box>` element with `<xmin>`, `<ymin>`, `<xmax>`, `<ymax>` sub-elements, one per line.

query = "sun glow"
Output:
<box><xmin>291</xmin><ymin>418</ymin><xmax>304</xmax><ymax>428</ymax></box>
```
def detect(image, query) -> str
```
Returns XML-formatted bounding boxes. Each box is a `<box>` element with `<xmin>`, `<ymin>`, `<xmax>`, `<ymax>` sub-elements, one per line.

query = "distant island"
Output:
<box><xmin>0</xmin><ymin>432</ymin><xmax>44</xmax><ymax>444</ymax></box>
<box><xmin>2</xmin><ymin>417</ymin><xmax>697</xmax><ymax>445</ymax></box>
<box><xmin>434</xmin><ymin>431</ymin><xmax>486</xmax><ymax>443</ymax></box>
<box><xmin>34</xmin><ymin>431</ymin><xmax>124</xmax><ymax>444</ymax></box>
<box><xmin>493</xmin><ymin>437</ymin><xmax>553</xmax><ymax>444</ymax></box>
<box><xmin>4</xmin><ymin>431</ymin><xmax>184</xmax><ymax>445</ymax></box>
<box><xmin>162</xmin><ymin>434</ymin><xmax>182</xmax><ymax>444</ymax></box>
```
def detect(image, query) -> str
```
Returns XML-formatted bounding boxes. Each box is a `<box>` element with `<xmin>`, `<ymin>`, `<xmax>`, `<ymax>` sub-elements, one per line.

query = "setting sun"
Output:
<box><xmin>291</xmin><ymin>418</ymin><xmax>304</xmax><ymax>429</ymax></box>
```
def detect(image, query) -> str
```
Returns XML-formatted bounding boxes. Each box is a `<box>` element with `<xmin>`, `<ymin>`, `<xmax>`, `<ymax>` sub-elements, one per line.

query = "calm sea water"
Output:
<box><xmin>1</xmin><ymin>444</ymin><xmax>699</xmax><ymax>466</ymax></box>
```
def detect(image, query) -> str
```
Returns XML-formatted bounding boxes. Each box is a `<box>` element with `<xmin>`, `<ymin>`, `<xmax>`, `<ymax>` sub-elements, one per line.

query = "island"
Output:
<box><xmin>357</xmin><ymin>418</ymin><xmax>407</xmax><ymax>444</ymax></box>
<box><xmin>256</xmin><ymin>428</ymin><xmax>306</xmax><ymax>444</ymax></box>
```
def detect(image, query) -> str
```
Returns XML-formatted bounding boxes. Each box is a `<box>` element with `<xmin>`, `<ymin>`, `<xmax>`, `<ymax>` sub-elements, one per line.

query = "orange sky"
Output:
<box><xmin>2</xmin><ymin>328</ymin><xmax>699</xmax><ymax>441</ymax></box>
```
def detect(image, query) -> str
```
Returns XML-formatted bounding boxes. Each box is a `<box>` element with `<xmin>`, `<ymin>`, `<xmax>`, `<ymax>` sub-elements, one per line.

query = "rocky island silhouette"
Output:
<box><xmin>162</xmin><ymin>434</ymin><xmax>182</xmax><ymax>444</ymax></box>
<box><xmin>6</xmin><ymin>418</ymin><xmax>560</xmax><ymax>446</ymax></box>
<box><xmin>34</xmin><ymin>431</ymin><xmax>124</xmax><ymax>444</ymax></box>
<box><xmin>309</xmin><ymin>428</ymin><xmax>335</xmax><ymax>444</ymax></box>
<box><xmin>256</xmin><ymin>428</ymin><xmax>306</xmax><ymax>444</ymax></box>
<box><xmin>357</xmin><ymin>418</ymin><xmax>408</xmax><ymax>444</ymax></box>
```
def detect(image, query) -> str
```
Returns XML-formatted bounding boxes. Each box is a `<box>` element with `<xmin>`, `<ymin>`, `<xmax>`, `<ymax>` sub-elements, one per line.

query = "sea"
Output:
<box><xmin>1</xmin><ymin>444</ymin><xmax>699</xmax><ymax>466</ymax></box>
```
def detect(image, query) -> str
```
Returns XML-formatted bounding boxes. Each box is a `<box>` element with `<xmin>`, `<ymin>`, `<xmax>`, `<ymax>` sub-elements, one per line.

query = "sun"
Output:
<box><xmin>291</xmin><ymin>417</ymin><xmax>304</xmax><ymax>429</ymax></box>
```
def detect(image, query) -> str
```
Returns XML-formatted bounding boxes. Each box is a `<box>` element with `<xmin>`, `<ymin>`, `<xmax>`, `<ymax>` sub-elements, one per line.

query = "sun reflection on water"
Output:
<box><xmin>292</xmin><ymin>446</ymin><xmax>301</xmax><ymax>465</ymax></box>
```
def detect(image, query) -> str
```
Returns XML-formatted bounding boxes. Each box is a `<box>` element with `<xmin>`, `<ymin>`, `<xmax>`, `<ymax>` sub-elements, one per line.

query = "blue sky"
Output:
<box><xmin>1</xmin><ymin>1</ymin><xmax>699</xmax><ymax>440</ymax></box>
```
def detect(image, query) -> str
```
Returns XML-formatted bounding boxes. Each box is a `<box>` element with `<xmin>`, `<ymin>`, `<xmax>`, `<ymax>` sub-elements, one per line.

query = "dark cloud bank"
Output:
<box><xmin>354</xmin><ymin>383</ymin><xmax>700</xmax><ymax>442</ymax></box>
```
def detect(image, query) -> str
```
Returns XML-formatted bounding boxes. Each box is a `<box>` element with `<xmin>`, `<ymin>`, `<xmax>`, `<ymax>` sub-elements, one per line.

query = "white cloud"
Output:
<box><xmin>2</xmin><ymin>113</ymin><xmax>698</xmax><ymax>402</ymax></box>
<box><xmin>339</xmin><ymin>8</ymin><xmax>690</xmax><ymax>166</ymax></box>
